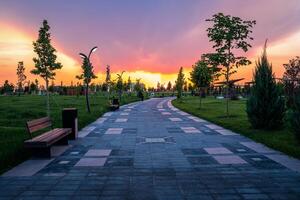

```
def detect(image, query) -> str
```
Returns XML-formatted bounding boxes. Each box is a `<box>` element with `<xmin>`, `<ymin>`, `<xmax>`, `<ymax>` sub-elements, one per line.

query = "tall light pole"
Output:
<box><xmin>79</xmin><ymin>46</ymin><xmax>98</xmax><ymax>113</ymax></box>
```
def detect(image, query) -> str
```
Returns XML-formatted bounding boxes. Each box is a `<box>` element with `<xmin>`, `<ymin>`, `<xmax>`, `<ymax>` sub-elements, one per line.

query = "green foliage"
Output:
<box><xmin>1</xmin><ymin>80</ymin><xmax>14</xmax><ymax>94</ymax></box>
<box><xmin>167</xmin><ymin>81</ymin><xmax>172</xmax><ymax>91</ymax></box>
<box><xmin>190</xmin><ymin>60</ymin><xmax>213</xmax><ymax>89</ymax></box>
<box><xmin>16</xmin><ymin>61</ymin><xmax>26</xmax><ymax>93</ymax></box>
<box><xmin>31</xmin><ymin>20</ymin><xmax>62</xmax><ymax>81</ymax></box>
<box><xmin>76</xmin><ymin>57</ymin><xmax>97</xmax><ymax>85</ymax></box>
<box><xmin>282</xmin><ymin>56</ymin><xmax>300</xmax><ymax>108</ymax></box>
<box><xmin>76</xmin><ymin>57</ymin><xmax>98</xmax><ymax>113</ymax></box>
<box><xmin>291</xmin><ymin>93</ymin><xmax>300</xmax><ymax>142</ymax></box>
<box><xmin>190</xmin><ymin>60</ymin><xmax>213</xmax><ymax>108</ymax></box>
<box><xmin>205</xmin><ymin>12</ymin><xmax>255</xmax><ymax>116</ymax></box>
<box><xmin>247</xmin><ymin>43</ymin><xmax>285</xmax><ymax>129</ymax></box>
<box><xmin>31</xmin><ymin>20</ymin><xmax>62</xmax><ymax>116</ymax></box>
<box><xmin>175</xmin><ymin>67</ymin><xmax>185</xmax><ymax>99</ymax></box>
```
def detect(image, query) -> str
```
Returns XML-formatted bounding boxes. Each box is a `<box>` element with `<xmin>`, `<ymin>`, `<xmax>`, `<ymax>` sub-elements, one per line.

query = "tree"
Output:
<box><xmin>167</xmin><ymin>81</ymin><xmax>172</xmax><ymax>91</ymax></box>
<box><xmin>16</xmin><ymin>61</ymin><xmax>26</xmax><ymax>96</ymax></box>
<box><xmin>190</xmin><ymin>60</ymin><xmax>213</xmax><ymax>109</ymax></box>
<box><xmin>282</xmin><ymin>56</ymin><xmax>300</xmax><ymax>108</ymax></box>
<box><xmin>115</xmin><ymin>71</ymin><xmax>125</xmax><ymax>102</ymax></box>
<box><xmin>290</xmin><ymin>93</ymin><xmax>300</xmax><ymax>142</ymax></box>
<box><xmin>246</xmin><ymin>41</ymin><xmax>285</xmax><ymax>129</ymax></box>
<box><xmin>30</xmin><ymin>82</ymin><xmax>37</xmax><ymax>93</ymax></box>
<box><xmin>31</xmin><ymin>20</ymin><xmax>62</xmax><ymax>116</ymax></box>
<box><xmin>175</xmin><ymin>67</ymin><xmax>185</xmax><ymax>99</ymax></box>
<box><xmin>105</xmin><ymin>65</ymin><xmax>111</xmax><ymax>92</ymax></box>
<box><xmin>76</xmin><ymin>57</ymin><xmax>97</xmax><ymax>113</ymax></box>
<box><xmin>127</xmin><ymin>76</ymin><xmax>132</xmax><ymax>92</ymax></box>
<box><xmin>205</xmin><ymin>13</ymin><xmax>256</xmax><ymax>117</ymax></box>
<box><xmin>1</xmin><ymin>80</ymin><xmax>14</xmax><ymax>95</ymax></box>
<box><xmin>35</xmin><ymin>79</ymin><xmax>39</xmax><ymax>93</ymax></box>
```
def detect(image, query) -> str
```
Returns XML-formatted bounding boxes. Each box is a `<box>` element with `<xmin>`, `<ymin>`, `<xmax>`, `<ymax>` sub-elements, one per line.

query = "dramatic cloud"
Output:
<box><xmin>0</xmin><ymin>0</ymin><xmax>300</xmax><ymax>86</ymax></box>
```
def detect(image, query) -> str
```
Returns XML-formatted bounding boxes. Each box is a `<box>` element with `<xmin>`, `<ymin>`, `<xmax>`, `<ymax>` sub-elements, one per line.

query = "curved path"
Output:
<box><xmin>1</xmin><ymin>97</ymin><xmax>300</xmax><ymax>199</ymax></box>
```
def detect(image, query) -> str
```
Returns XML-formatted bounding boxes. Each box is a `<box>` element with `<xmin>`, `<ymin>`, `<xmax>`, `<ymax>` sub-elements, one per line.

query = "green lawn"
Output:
<box><xmin>172</xmin><ymin>96</ymin><xmax>300</xmax><ymax>159</ymax></box>
<box><xmin>0</xmin><ymin>94</ymin><xmax>140</xmax><ymax>174</ymax></box>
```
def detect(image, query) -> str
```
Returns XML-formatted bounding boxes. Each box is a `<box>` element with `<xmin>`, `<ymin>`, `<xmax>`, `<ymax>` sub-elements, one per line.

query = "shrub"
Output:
<box><xmin>291</xmin><ymin>93</ymin><xmax>300</xmax><ymax>142</ymax></box>
<box><xmin>246</xmin><ymin>42</ymin><xmax>285</xmax><ymax>129</ymax></box>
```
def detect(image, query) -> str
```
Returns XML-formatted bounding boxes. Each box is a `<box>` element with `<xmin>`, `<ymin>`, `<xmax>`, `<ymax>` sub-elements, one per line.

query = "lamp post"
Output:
<box><xmin>79</xmin><ymin>46</ymin><xmax>98</xmax><ymax>113</ymax></box>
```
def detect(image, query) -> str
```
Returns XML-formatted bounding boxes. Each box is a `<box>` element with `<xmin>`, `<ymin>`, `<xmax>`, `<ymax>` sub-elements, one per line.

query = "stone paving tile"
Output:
<box><xmin>115</xmin><ymin>118</ymin><xmax>128</xmax><ymax>123</ymax></box>
<box><xmin>84</xmin><ymin>149</ymin><xmax>111</xmax><ymax>157</ymax></box>
<box><xmin>181</xmin><ymin>127</ymin><xmax>201</xmax><ymax>133</ymax></box>
<box><xmin>75</xmin><ymin>158</ymin><xmax>107</xmax><ymax>167</ymax></box>
<box><xmin>169</xmin><ymin>117</ymin><xmax>182</xmax><ymax>122</ymax></box>
<box><xmin>204</xmin><ymin>147</ymin><xmax>233</xmax><ymax>155</ymax></box>
<box><xmin>105</xmin><ymin>128</ymin><xmax>123</xmax><ymax>134</ymax></box>
<box><xmin>2</xmin><ymin>97</ymin><xmax>300</xmax><ymax>199</ymax></box>
<box><xmin>213</xmin><ymin>155</ymin><xmax>248</xmax><ymax>165</ymax></box>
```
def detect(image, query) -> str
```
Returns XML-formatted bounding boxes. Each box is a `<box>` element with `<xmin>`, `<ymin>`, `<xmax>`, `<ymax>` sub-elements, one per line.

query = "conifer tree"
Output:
<box><xmin>246</xmin><ymin>41</ymin><xmax>285</xmax><ymax>129</ymax></box>
<box><xmin>175</xmin><ymin>67</ymin><xmax>185</xmax><ymax>99</ymax></box>
<box><xmin>16</xmin><ymin>61</ymin><xmax>26</xmax><ymax>96</ymax></box>
<box><xmin>31</xmin><ymin>20</ymin><xmax>62</xmax><ymax>116</ymax></box>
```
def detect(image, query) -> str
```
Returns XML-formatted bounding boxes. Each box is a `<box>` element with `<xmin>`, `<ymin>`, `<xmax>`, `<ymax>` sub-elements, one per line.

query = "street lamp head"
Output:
<box><xmin>91</xmin><ymin>46</ymin><xmax>98</xmax><ymax>53</ymax></box>
<box><xmin>79</xmin><ymin>53</ymin><xmax>87</xmax><ymax>59</ymax></box>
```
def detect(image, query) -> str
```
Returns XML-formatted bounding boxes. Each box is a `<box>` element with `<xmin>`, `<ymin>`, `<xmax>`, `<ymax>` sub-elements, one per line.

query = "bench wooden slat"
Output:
<box><xmin>26</xmin><ymin>117</ymin><xmax>52</xmax><ymax>134</ymax></box>
<box><xmin>24</xmin><ymin>128</ymin><xmax>71</xmax><ymax>148</ymax></box>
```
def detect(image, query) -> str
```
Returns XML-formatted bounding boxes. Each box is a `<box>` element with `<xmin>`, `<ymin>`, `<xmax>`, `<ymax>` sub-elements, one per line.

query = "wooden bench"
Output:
<box><xmin>24</xmin><ymin>117</ymin><xmax>72</xmax><ymax>158</ymax></box>
<box><xmin>109</xmin><ymin>98</ymin><xmax>120</xmax><ymax>111</ymax></box>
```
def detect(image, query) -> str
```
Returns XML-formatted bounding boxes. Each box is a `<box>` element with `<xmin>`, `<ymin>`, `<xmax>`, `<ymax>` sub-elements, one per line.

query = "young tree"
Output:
<box><xmin>31</xmin><ymin>20</ymin><xmax>62</xmax><ymax>116</ymax></box>
<box><xmin>16</xmin><ymin>61</ymin><xmax>26</xmax><ymax>96</ymax></box>
<box><xmin>190</xmin><ymin>60</ymin><xmax>213</xmax><ymax>109</ymax></box>
<box><xmin>35</xmin><ymin>79</ymin><xmax>39</xmax><ymax>94</ymax></box>
<box><xmin>105</xmin><ymin>65</ymin><xmax>111</xmax><ymax>92</ymax></box>
<box><xmin>175</xmin><ymin>67</ymin><xmax>185</xmax><ymax>99</ymax></box>
<box><xmin>167</xmin><ymin>81</ymin><xmax>172</xmax><ymax>91</ymax></box>
<box><xmin>205</xmin><ymin>13</ymin><xmax>256</xmax><ymax>117</ymax></box>
<box><xmin>76</xmin><ymin>57</ymin><xmax>97</xmax><ymax>113</ymax></box>
<box><xmin>282</xmin><ymin>56</ymin><xmax>300</xmax><ymax>108</ymax></box>
<box><xmin>246</xmin><ymin>42</ymin><xmax>285</xmax><ymax>129</ymax></box>
<box><xmin>115</xmin><ymin>71</ymin><xmax>125</xmax><ymax>102</ymax></box>
<box><xmin>127</xmin><ymin>76</ymin><xmax>132</xmax><ymax>92</ymax></box>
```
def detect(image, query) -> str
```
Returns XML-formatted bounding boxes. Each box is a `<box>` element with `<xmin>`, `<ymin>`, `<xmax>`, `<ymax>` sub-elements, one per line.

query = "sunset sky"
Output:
<box><xmin>0</xmin><ymin>0</ymin><xmax>300</xmax><ymax>87</ymax></box>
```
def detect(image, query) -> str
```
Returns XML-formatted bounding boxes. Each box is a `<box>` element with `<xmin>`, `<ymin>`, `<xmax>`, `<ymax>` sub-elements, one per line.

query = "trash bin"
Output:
<box><xmin>62</xmin><ymin>108</ymin><xmax>78</xmax><ymax>140</ymax></box>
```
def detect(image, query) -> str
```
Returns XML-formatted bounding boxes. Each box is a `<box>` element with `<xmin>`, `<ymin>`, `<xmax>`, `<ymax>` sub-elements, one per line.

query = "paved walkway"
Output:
<box><xmin>2</xmin><ymin>97</ymin><xmax>300</xmax><ymax>199</ymax></box>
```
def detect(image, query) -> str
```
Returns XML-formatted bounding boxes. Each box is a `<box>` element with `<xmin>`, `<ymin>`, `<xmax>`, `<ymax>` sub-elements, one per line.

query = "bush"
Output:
<box><xmin>246</xmin><ymin>43</ymin><xmax>285</xmax><ymax>129</ymax></box>
<box><xmin>291</xmin><ymin>93</ymin><xmax>300</xmax><ymax>142</ymax></box>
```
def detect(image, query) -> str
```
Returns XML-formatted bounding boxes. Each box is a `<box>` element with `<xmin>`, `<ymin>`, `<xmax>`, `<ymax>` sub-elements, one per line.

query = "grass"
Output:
<box><xmin>172</xmin><ymin>96</ymin><xmax>300</xmax><ymax>159</ymax></box>
<box><xmin>0</xmin><ymin>93</ymin><xmax>140</xmax><ymax>174</ymax></box>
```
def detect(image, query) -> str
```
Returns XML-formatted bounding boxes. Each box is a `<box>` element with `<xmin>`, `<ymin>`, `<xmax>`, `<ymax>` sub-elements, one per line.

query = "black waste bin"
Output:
<box><xmin>62</xmin><ymin>108</ymin><xmax>78</xmax><ymax>140</ymax></box>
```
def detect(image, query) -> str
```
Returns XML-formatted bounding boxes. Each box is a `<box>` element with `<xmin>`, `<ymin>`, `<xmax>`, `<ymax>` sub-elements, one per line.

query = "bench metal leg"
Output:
<box><xmin>31</xmin><ymin>147</ymin><xmax>51</xmax><ymax>158</ymax></box>
<box><xmin>54</xmin><ymin>136</ymin><xmax>68</xmax><ymax>146</ymax></box>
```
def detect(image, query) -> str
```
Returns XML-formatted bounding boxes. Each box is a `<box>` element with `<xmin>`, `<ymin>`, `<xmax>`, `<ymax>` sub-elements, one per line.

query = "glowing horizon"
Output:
<box><xmin>1</xmin><ymin>1</ymin><xmax>300</xmax><ymax>88</ymax></box>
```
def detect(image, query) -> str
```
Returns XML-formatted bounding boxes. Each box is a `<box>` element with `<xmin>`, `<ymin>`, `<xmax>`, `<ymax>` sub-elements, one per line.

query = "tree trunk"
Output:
<box><xmin>45</xmin><ymin>78</ymin><xmax>50</xmax><ymax>117</ymax></box>
<box><xmin>119</xmin><ymin>90</ymin><xmax>122</xmax><ymax>103</ymax></box>
<box><xmin>86</xmin><ymin>83</ymin><xmax>91</xmax><ymax>113</ymax></box>
<box><xmin>226</xmin><ymin>65</ymin><xmax>229</xmax><ymax>118</ymax></box>
<box><xmin>199</xmin><ymin>88</ymin><xmax>202</xmax><ymax>109</ymax></box>
<box><xmin>226</xmin><ymin>44</ymin><xmax>231</xmax><ymax>118</ymax></box>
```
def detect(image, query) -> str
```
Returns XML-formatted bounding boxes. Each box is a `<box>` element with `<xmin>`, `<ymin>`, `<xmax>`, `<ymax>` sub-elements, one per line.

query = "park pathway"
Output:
<box><xmin>2</xmin><ymin>97</ymin><xmax>300</xmax><ymax>199</ymax></box>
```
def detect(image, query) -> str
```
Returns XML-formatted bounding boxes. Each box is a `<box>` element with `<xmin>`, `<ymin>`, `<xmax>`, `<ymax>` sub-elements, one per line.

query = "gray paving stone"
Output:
<box><xmin>213</xmin><ymin>155</ymin><xmax>248</xmax><ymax>164</ymax></box>
<box><xmin>84</xmin><ymin>149</ymin><xmax>111</xmax><ymax>157</ymax></box>
<box><xmin>204</xmin><ymin>147</ymin><xmax>233</xmax><ymax>155</ymax></box>
<box><xmin>2</xmin><ymin>97</ymin><xmax>300</xmax><ymax>199</ymax></box>
<box><xmin>75</xmin><ymin>158</ymin><xmax>107</xmax><ymax>167</ymax></box>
